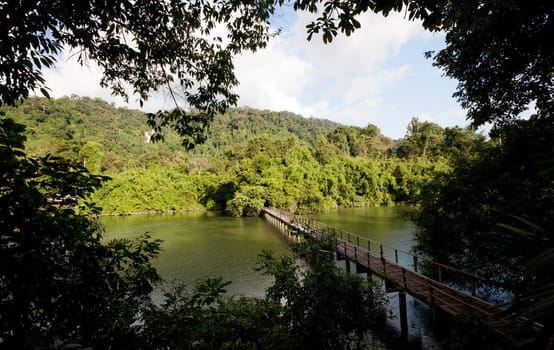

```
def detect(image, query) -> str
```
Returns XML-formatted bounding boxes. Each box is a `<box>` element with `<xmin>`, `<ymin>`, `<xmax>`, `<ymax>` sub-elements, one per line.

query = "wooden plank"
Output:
<box><xmin>260</xmin><ymin>207</ymin><xmax>517</xmax><ymax>338</ymax></box>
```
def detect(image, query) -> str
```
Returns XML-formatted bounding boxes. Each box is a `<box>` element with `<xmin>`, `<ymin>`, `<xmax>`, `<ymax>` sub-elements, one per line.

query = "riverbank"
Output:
<box><xmin>97</xmin><ymin>207</ymin><xmax>208</xmax><ymax>217</ymax></box>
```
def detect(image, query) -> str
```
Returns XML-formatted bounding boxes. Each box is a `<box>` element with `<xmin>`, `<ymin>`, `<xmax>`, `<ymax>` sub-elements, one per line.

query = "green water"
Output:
<box><xmin>101</xmin><ymin>207</ymin><xmax>417</xmax><ymax>296</ymax></box>
<box><xmin>101</xmin><ymin>211</ymin><xmax>290</xmax><ymax>297</ymax></box>
<box><xmin>309</xmin><ymin>207</ymin><xmax>417</xmax><ymax>267</ymax></box>
<box><xmin>310</xmin><ymin>207</ymin><xmax>436</xmax><ymax>348</ymax></box>
<box><xmin>102</xmin><ymin>207</ymin><xmax>435</xmax><ymax>349</ymax></box>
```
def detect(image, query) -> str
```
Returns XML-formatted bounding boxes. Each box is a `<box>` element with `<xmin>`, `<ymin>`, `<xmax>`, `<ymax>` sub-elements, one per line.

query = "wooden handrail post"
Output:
<box><xmin>261</xmin><ymin>208</ymin><xmax>514</xmax><ymax>336</ymax></box>
<box><xmin>398</xmin><ymin>291</ymin><xmax>408</xmax><ymax>340</ymax></box>
<box><xmin>429</xmin><ymin>285</ymin><xmax>435</xmax><ymax>304</ymax></box>
<box><xmin>429</xmin><ymin>285</ymin><xmax>436</xmax><ymax>321</ymax></box>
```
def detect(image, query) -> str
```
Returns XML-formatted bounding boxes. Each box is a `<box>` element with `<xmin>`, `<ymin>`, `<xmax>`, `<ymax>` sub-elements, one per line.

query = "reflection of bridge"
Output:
<box><xmin>262</xmin><ymin>207</ymin><xmax>523</xmax><ymax>341</ymax></box>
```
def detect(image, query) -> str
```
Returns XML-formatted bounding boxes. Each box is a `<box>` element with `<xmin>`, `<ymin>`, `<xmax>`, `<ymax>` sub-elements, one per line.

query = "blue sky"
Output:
<box><xmin>43</xmin><ymin>9</ymin><xmax>473</xmax><ymax>139</ymax></box>
<box><xmin>232</xmin><ymin>10</ymin><xmax>470</xmax><ymax>138</ymax></box>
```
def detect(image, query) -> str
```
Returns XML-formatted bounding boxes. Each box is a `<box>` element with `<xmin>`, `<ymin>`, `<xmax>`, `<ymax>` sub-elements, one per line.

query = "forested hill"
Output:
<box><xmin>2</xmin><ymin>95</ymin><xmax>484</xmax><ymax>215</ymax></box>
<box><xmin>1</xmin><ymin>96</ymin><xmax>180</xmax><ymax>171</ymax></box>
<box><xmin>194</xmin><ymin>107</ymin><xmax>341</xmax><ymax>156</ymax></box>
<box><xmin>1</xmin><ymin>96</ymin><xmax>345</xmax><ymax>167</ymax></box>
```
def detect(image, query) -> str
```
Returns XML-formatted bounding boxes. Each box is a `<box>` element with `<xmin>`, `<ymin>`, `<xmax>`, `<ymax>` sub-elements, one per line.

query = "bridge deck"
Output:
<box><xmin>262</xmin><ymin>207</ymin><xmax>514</xmax><ymax>337</ymax></box>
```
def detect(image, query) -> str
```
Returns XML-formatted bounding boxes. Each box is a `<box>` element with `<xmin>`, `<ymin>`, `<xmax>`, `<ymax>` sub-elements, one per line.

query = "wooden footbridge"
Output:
<box><xmin>261</xmin><ymin>206</ymin><xmax>523</xmax><ymax>341</ymax></box>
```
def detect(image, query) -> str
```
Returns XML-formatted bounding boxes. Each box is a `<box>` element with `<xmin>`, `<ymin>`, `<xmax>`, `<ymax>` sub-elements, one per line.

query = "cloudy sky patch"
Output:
<box><xmin>42</xmin><ymin>8</ymin><xmax>471</xmax><ymax>139</ymax></box>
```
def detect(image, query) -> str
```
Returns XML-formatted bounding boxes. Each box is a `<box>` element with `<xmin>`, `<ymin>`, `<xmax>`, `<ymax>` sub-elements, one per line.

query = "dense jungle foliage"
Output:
<box><xmin>2</xmin><ymin>0</ymin><xmax>553</xmax><ymax>348</ymax></box>
<box><xmin>413</xmin><ymin>116</ymin><xmax>554</xmax><ymax>344</ymax></box>
<box><xmin>0</xmin><ymin>118</ymin><xmax>387</xmax><ymax>347</ymax></box>
<box><xmin>1</xmin><ymin>96</ymin><xmax>484</xmax><ymax>216</ymax></box>
<box><xmin>1</xmin><ymin>114</ymin><xmax>448</xmax><ymax>350</ymax></box>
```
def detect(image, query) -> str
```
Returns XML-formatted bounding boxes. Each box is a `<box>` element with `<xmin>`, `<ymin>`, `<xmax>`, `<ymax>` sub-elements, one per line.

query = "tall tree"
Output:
<box><xmin>293</xmin><ymin>2</ymin><xmax>552</xmax><ymax>342</ymax></box>
<box><xmin>396</xmin><ymin>117</ymin><xmax>444</xmax><ymax>160</ymax></box>
<box><xmin>6</xmin><ymin>1</ymin><xmax>551</xmax><ymax>139</ymax></box>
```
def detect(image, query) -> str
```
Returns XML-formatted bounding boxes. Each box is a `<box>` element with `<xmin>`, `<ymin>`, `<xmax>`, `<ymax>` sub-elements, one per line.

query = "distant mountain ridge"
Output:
<box><xmin>1</xmin><ymin>96</ymin><xmax>343</xmax><ymax>170</ymax></box>
<box><xmin>194</xmin><ymin>107</ymin><xmax>341</xmax><ymax>156</ymax></box>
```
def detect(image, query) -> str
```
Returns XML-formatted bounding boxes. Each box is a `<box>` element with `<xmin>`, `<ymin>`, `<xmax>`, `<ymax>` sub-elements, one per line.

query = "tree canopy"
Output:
<box><xmin>0</xmin><ymin>118</ymin><xmax>164</xmax><ymax>348</ymax></box>
<box><xmin>0</xmin><ymin>119</ymin><xmax>390</xmax><ymax>347</ymax></box>
<box><xmin>3</xmin><ymin>97</ymin><xmax>480</xmax><ymax>215</ymax></box>
<box><xmin>1</xmin><ymin>0</ymin><xmax>285</xmax><ymax>147</ymax></box>
<box><xmin>3</xmin><ymin>1</ymin><xmax>552</xmax><ymax>144</ymax></box>
<box><xmin>2</xmin><ymin>1</ymin><xmax>554</xmax><ymax>347</ymax></box>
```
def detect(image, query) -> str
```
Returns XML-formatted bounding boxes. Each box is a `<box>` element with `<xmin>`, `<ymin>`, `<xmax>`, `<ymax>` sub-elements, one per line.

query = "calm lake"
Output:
<box><xmin>102</xmin><ymin>207</ymin><xmax>436</xmax><ymax>349</ymax></box>
<box><xmin>102</xmin><ymin>211</ymin><xmax>290</xmax><ymax>297</ymax></box>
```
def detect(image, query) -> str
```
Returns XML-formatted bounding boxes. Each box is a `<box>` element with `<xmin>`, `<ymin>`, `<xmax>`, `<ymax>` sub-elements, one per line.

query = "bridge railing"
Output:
<box><xmin>264</xmin><ymin>208</ymin><xmax>501</xmax><ymax>300</ymax></box>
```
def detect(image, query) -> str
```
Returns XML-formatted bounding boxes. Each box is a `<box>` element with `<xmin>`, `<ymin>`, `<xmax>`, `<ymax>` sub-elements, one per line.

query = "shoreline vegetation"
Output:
<box><xmin>98</xmin><ymin>207</ymin><xmax>207</xmax><ymax>217</ymax></box>
<box><xmin>96</xmin><ymin>202</ymin><xmax>414</xmax><ymax>218</ymax></box>
<box><xmin>1</xmin><ymin>96</ymin><xmax>483</xmax><ymax>217</ymax></box>
<box><xmin>0</xmin><ymin>114</ymin><xmax>391</xmax><ymax>349</ymax></box>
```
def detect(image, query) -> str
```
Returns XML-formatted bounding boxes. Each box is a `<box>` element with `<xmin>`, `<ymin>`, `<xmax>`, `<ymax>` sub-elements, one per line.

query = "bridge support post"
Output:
<box><xmin>429</xmin><ymin>287</ymin><xmax>437</xmax><ymax>322</ymax></box>
<box><xmin>398</xmin><ymin>291</ymin><xmax>408</xmax><ymax>340</ymax></box>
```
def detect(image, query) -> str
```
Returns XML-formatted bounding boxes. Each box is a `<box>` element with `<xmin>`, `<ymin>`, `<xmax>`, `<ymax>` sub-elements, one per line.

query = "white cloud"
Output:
<box><xmin>418</xmin><ymin>107</ymin><xmax>468</xmax><ymax>126</ymax></box>
<box><xmin>234</xmin><ymin>11</ymin><xmax>432</xmax><ymax>128</ymax></box>
<box><xmin>41</xmin><ymin>48</ymin><xmax>174</xmax><ymax>112</ymax></box>
<box><xmin>41</xmin><ymin>10</ymin><xmax>466</xmax><ymax>138</ymax></box>
<box><xmin>233</xmin><ymin>37</ymin><xmax>314</xmax><ymax>114</ymax></box>
<box><xmin>42</xmin><ymin>49</ymin><xmax>111</xmax><ymax>99</ymax></box>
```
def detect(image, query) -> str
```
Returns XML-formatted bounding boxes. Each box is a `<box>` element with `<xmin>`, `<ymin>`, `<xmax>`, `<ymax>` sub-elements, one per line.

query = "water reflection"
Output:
<box><xmin>102</xmin><ymin>211</ymin><xmax>290</xmax><ymax>298</ymax></box>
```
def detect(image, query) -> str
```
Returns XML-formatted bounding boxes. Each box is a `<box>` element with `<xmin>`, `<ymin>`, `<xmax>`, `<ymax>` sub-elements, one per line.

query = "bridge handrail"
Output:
<box><xmin>263</xmin><ymin>207</ymin><xmax>502</xmax><ymax>295</ymax></box>
<box><xmin>263</xmin><ymin>207</ymin><xmax>546</xmax><ymax>338</ymax></box>
<box><xmin>332</xmin><ymin>224</ymin><xmax>487</xmax><ymax>281</ymax></box>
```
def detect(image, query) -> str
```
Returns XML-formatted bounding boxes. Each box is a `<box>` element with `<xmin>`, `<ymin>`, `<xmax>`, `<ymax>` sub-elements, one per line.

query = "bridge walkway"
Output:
<box><xmin>261</xmin><ymin>207</ymin><xmax>515</xmax><ymax>337</ymax></box>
